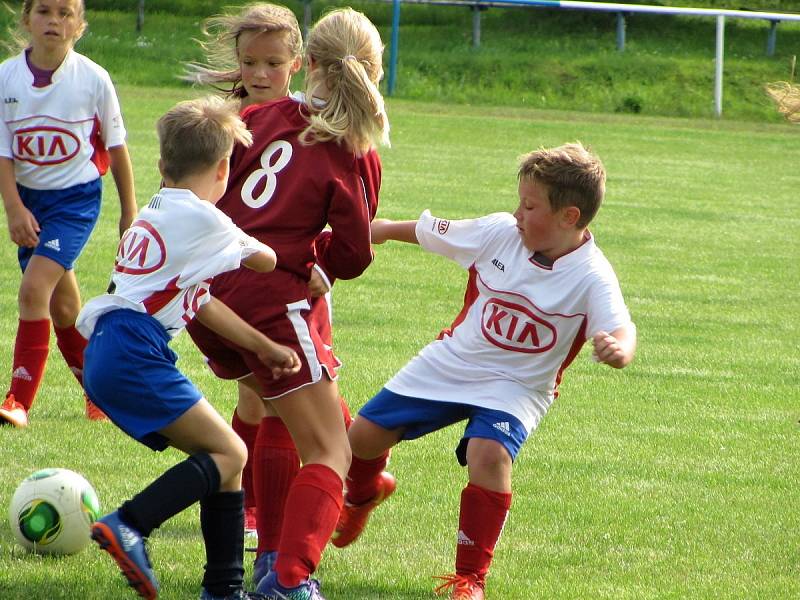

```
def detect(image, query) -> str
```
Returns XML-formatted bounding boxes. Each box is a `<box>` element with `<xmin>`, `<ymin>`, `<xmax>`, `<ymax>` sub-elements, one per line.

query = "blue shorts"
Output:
<box><xmin>358</xmin><ymin>388</ymin><xmax>528</xmax><ymax>466</ymax></box>
<box><xmin>17</xmin><ymin>179</ymin><xmax>102</xmax><ymax>272</ymax></box>
<box><xmin>83</xmin><ymin>309</ymin><xmax>203</xmax><ymax>451</ymax></box>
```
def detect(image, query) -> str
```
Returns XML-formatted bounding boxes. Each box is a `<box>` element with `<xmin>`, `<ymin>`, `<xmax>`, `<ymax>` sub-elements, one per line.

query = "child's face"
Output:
<box><xmin>513</xmin><ymin>178</ymin><xmax>572</xmax><ymax>256</ymax></box>
<box><xmin>238</xmin><ymin>30</ymin><xmax>302</xmax><ymax>108</ymax></box>
<box><xmin>24</xmin><ymin>0</ymin><xmax>82</xmax><ymax>54</ymax></box>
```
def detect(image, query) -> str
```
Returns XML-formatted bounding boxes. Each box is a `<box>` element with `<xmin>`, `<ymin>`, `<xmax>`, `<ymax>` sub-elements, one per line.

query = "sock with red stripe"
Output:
<box><xmin>53</xmin><ymin>324</ymin><xmax>87</xmax><ymax>386</ymax></box>
<box><xmin>455</xmin><ymin>483</ymin><xmax>512</xmax><ymax>584</ymax></box>
<box><xmin>7</xmin><ymin>319</ymin><xmax>50</xmax><ymax>411</ymax></box>
<box><xmin>231</xmin><ymin>409</ymin><xmax>260</xmax><ymax>512</ymax></box>
<box><xmin>254</xmin><ymin>417</ymin><xmax>299</xmax><ymax>555</ymax></box>
<box><xmin>345</xmin><ymin>452</ymin><xmax>389</xmax><ymax>505</ymax></box>
<box><xmin>273</xmin><ymin>463</ymin><xmax>343</xmax><ymax>587</ymax></box>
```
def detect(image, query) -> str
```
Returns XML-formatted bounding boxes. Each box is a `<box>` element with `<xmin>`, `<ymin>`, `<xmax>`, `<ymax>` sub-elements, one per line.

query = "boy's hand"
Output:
<box><xmin>6</xmin><ymin>205</ymin><xmax>40</xmax><ymax>248</ymax></box>
<box><xmin>592</xmin><ymin>330</ymin><xmax>627</xmax><ymax>368</ymax></box>
<box><xmin>255</xmin><ymin>339</ymin><xmax>302</xmax><ymax>380</ymax></box>
<box><xmin>370</xmin><ymin>218</ymin><xmax>393</xmax><ymax>244</ymax></box>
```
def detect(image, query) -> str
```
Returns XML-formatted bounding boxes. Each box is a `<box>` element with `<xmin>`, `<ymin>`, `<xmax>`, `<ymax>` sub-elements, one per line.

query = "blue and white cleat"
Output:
<box><xmin>252</xmin><ymin>550</ymin><xmax>278</xmax><ymax>587</ymax></box>
<box><xmin>91</xmin><ymin>511</ymin><xmax>159</xmax><ymax>599</ymax></box>
<box><xmin>200</xmin><ymin>589</ymin><xmax>268</xmax><ymax>599</ymax></box>
<box><xmin>255</xmin><ymin>571</ymin><xmax>326</xmax><ymax>600</ymax></box>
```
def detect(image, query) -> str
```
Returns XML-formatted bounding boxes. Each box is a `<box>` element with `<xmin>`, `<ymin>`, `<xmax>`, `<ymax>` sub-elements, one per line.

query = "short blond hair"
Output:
<box><xmin>157</xmin><ymin>96</ymin><xmax>253</xmax><ymax>182</ymax></box>
<box><xmin>301</xmin><ymin>8</ymin><xmax>390</xmax><ymax>155</ymax></box>
<box><xmin>766</xmin><ymin>81</ymin><xmax>800</xmax><ymax>123</ymax></box>
<box><xmin>185</xmin><ymin>3</ymin><xmax>302</xmax><ymax>99</ymax></box>
<box><xmin>518</xmin><ymin>142</ymin><xmax>606</xmax><ymax>228</ymax></box>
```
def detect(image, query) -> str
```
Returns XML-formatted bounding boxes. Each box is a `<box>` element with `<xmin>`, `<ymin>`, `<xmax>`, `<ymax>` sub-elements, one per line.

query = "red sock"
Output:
<box><xmin>7</xmin><ymin>319</ymin><xmax>50</xmax><ymax>411</ymax></box>
<box><xmin>254</xmin><ymin>417</ymin><xmax>299</xmax><ymax>554</ymax></box>
<box><xmin>338</xmin><ymin>395</ymin><xmax>352</xmax><ymax>430</ymax></box>
<box><xmin>53</xmin><ymin>324</ymin><xmax>87</xmax><ymax>386</ymax></box>
<box><xmin>231</xmin><ymin>409</ymin><xmax>260</xmax><ymax>511</ymax></box>
<box><xmin>455</xmin><ymin>483</ymin><xmax>512</xmax><ymax>584</ymax></box>
<box><xmin>274</xmin><ymin>463</ymin><xmax>343</xmax><ymax>587</ymax></box>
<box><xmin>345</xmin><ymin>452</ymin><xmax>389</xmax><ymax>505</ymax></box>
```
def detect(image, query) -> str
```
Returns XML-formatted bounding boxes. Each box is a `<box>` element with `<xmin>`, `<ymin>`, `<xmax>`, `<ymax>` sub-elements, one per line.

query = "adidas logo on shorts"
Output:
<box><xmin>44</xmin><ymin>238</ymin><xmax>61</xmax><ymax>252</ymax></box>
<box><xmin>492</xmin><ymin>421</ymin><xmax>511</xmax><ymax>436</ymax></box>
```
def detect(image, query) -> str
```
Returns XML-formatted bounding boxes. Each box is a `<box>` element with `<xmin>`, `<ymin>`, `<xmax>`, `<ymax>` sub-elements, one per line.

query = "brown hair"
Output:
<box><xmin>185</xmin><ymin>3</ymin><xmax>302</xmax><ymax>99</ymax></box>
<box><xmin>766</xmin><ymin>81</ymin><xmax>800</xmax><ymax>123</ymax></box>
<box><xmin>518</xmin><ymin>142</ymin><xmax>606</xmax><ymax>228</ymax></box>
<box><xmin>300</xmin><ymin>8</ymin><xmax>390</xmax><ymax>155</ymax></box>
<box><xmin>157</xmin><ymin>96</ymin><xmax>253</xmax><ymax>182</ymax></box>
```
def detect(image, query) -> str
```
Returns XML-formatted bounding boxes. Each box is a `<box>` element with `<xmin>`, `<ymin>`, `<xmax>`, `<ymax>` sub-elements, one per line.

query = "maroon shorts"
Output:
<box><xmin>187</xmin><ymin>271</ymin><xmax>340</xmax><ymax>398</ymax></box>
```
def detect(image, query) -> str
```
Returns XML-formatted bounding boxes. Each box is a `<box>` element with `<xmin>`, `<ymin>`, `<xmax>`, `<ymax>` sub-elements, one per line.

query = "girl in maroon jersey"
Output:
<box><xmin>186</xmin><ymin>8</ymin><xmax>389</xmax><ymax>599</ymax></box>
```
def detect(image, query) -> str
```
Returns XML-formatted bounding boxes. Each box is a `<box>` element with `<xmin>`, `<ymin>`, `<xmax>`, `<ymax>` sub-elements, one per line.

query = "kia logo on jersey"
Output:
<box><xmin>13</xmin><ymin>126</ymin><xmax>80</xmax><ymax>165</ymax></box>
<box><xmin>114</xmin><ymin>221</ymin><xmax>167</xmax><ymax>275</ymax></box>
<box><xmin>481</xmin><ymin>298</ymin><xmax>557</xmax><ymax>353</ymax></box>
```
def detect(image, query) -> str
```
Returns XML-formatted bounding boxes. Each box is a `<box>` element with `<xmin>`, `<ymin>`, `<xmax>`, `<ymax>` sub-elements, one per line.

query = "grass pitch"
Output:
<box><xmin>0</xmin><ymin>88</ymin><xmax>798</xmax><ymax>599</ymax></box>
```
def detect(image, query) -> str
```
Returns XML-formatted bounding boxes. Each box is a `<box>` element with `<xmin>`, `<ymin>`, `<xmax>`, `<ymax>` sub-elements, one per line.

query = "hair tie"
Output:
<box><xmin>342</xmin><ymin>55</ymin><xmax>357</xmax><ymax>63</ymax></box>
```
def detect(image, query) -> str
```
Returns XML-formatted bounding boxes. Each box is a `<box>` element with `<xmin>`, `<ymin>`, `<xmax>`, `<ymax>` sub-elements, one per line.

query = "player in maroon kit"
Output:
<box><xmin>186</xmin><ymin>8</ymin><xmax>389</xmax><ymax>599</ymax></box>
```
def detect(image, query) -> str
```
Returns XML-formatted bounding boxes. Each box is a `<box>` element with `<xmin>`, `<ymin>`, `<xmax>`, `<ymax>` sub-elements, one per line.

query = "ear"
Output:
<box><xmin>216</xmin><ymin>157</ymin><xmax>229</xmax><ymax>182</ymax></box>
<box><xmin>561</xmin><ymin>206</ymin><xmax>581</xmax><ymax>228</ymax></box>
<box><xmin>290</xmin><ymin>54</ymin><xmax>303</xmax><ymax>76</ymax></box>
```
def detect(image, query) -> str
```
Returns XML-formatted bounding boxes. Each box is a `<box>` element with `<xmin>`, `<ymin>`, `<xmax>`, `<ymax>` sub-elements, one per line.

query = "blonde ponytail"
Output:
<box><xmin>300</xmin><ymin>8</ymin><xmax>390</xmax><ymax>155</ymax></box>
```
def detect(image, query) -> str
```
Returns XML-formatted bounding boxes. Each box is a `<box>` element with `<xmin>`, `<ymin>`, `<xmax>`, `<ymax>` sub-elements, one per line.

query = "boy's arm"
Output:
<box><xmin>195</xmin><ymin>296</ymin><xmax>301</xmax><ymax>379</ymax></box>
<box><xmin>371</xmin><ymin>218</ymin><xmax>419</xmax><ymax>245</ymax></box>
<box><xmin>0</xmin><ymin>157</ymin><xmax>39</xmax><ymax>248</ymax></box>
<box><xmin>108</xmin><ymin>145</ymin><xmax>137</xmax><ymax>236</ymax></box>
<box><xmin>241</xmin><ymin>246</ymin><xmax>277</xmax><ymax>273</ymax></box>
<box><xmin>592</xmin><ymin>323</ymin><xmax>637</xmax><ymax>369</ymax></box>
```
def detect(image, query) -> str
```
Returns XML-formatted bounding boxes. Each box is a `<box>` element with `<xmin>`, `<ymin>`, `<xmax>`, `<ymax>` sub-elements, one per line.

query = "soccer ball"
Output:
<box><xmin>8</xmin><ymin>468</ymin><xmax>101</xmax><ymax>555</ymax></box>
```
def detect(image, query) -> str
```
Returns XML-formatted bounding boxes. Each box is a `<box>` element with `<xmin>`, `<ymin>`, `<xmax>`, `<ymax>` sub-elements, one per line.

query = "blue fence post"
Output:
<box><xmin>616</xmin><ymin>12</ymin><xmax>626</xmax><ymax>52</ymax></box>
<box><xmin>388</xmin><ymin>0</ymin><xmax>401</xmax><ymax>96</ymax></box>
<box><xmin>766</xmin><ymin>20</ymin><xmax>779</xmax><ymax>57</ymax></box>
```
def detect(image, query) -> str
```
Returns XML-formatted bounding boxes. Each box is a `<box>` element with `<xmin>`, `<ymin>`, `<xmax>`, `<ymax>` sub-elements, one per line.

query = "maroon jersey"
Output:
<box><xmin>211</xmin><ymin>96</ymin><xmax>381</xmax><ymax>308</ymax></box>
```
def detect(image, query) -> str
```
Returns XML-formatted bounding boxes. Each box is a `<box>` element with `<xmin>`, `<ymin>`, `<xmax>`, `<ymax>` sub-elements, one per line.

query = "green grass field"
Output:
<box><xmin>0</xmin><ymin>85</ymin><xmax>798</xmax><ymax>599</ymax></box>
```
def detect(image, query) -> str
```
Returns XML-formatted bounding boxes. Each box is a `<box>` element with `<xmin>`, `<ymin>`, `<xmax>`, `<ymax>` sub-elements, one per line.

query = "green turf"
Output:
<box><xmin>0</xmin><ymin>87</ymin><xmax>798</xmax><ymax>599</ymax></box>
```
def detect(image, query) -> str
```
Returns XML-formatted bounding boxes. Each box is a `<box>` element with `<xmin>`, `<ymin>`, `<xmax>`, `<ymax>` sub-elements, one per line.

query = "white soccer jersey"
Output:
<box><xmin>0</xmin><ymin>50</ymin><xmax>126</xmax><ymax>190</ymax></box>
<box><xmin>385</xmin><ymin>210</ymin><xmax>632</xmax><ymax>432</ymax></box>
<box><xmin>77</xmin><ymin>188</ymin><xmax>271</xmax><ymax>338</ymax></box>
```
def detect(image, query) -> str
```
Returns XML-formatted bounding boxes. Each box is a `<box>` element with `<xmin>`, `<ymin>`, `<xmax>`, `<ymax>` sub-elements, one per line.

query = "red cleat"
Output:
<box><xmin>433</xmin><ymin>573</ymin><xmax>486</xmax><ymax>600</ymax></box>
<box><xmin>0</xmin><ymin>394</ymin><xmax>28</xmax><ymax>428</ymax></box>
<box><xmin>85</xmin><ymin>396</ymin><xmax>109</xmax><ymax>421</ymax></box>
<box><xmin>331</xmin><ymin>471</ymin><xmax>396</xmax><ymax>548</ymax></box>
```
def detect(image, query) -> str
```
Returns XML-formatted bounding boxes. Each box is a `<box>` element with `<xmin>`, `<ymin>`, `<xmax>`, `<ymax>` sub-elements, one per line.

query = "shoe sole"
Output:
<box><xmin>0</xmin><ymin>409</ymin><xmax>28</xmax><ymax>428</ymax></box>
<box><xmin>91</xmin><ymin>522</ymin><xmax>158</xmax><ymax>600</ymax></box>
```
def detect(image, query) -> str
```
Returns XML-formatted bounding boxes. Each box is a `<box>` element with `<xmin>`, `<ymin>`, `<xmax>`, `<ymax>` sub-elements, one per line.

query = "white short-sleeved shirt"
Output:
<box><xmin>77</xmin><ymin>188</ymin><xmax>271</xmax><ymax>338</ymax></box>
<box><xmin>384</xmin><ymin>210</ymin><xmax>632</xmax><ymax>432</ymax></box>
<box><xmin>0</xmin><ymin>50</ymin><xmax>126</xmax><ymax>189</ymax></box>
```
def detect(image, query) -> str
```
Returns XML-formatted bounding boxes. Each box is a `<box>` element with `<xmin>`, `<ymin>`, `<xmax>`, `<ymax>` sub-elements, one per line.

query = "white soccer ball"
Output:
<box><xmin>8</xmin><ymin>468</ymin><xmax>101</xmax><ymax>555</ymax></box>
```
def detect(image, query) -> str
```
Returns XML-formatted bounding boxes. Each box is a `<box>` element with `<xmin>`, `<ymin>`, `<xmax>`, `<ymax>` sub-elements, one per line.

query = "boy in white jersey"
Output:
<box><xmin>0</xmin><ymin>0</ymin><xmax>137</xmax><ymax>427</ymax></box>
<box><xmin>78</xmin><ymin>96</ymin><xmax>300</xmax><ymax>600</ymax></box>
<box><xmin>332</xmin><ymin>142</ymin><xmax>637</xmax><ymax>600</ymax></box>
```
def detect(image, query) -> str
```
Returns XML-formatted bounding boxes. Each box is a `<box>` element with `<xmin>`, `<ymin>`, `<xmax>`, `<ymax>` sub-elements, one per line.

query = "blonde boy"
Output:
<box><xmin>333</xmin><ymin>142</ymin><xmax>636</xmax><ymax>600</ymax></box>
<box><xmin>79</xmin><ymin>96</ymin><xmax>299</xmax><ymax>600</ymax></box>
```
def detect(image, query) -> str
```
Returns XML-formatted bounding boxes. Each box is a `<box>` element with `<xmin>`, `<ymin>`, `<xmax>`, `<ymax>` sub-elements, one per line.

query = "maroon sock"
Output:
<box><xmin>254</xmin><ymin>417</ymin><xmax>299</xmax><ymax>554</ymax></box>
<box><xmin>345</xmin><ymin>452</ymin><xmax>390</xmax><ymax>505</ymax></box>
<box><xmin>274</xmin><ymin>464</ymin><xmax>343</xmax><ymax>587</ymax></box>
<box><xmin>53</xmin><ymin>324</ymin><xmax>87</xmax><ymax>386</ymax></box>
<box><xmin>455</xmin><ymin>483</ymin><xmax>512</xmax><ymax>584</ymax></box>
<box><xmin>231</xmin><ymin>409</ymin><xmax>260</xmax><ymax>511</ymax></box>
<box><xmin>7</xmin><ymin>319</ymin><xmax>50</xmax><ymax>411</ymax></box>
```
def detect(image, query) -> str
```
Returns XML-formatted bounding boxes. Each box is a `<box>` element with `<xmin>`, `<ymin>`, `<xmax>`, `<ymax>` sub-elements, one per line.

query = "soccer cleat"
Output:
<box><xmin>200</xmin><ymin>588</ymin><xmax>269</xmax><ymax>599</ymax></box>
<box><xmin>255</xmin><ymin>571</ymin><xmax>326</xmax><ymax>600</ymax></box>
<box><xmin>331</xmin><ymin>471</ymin><xmax>396</xmax><ymax>548</ymax></box>
<box><xmin>85</xmin><ymin>396</ymin><xmax>109</xmax><ymax>421</ymax></box>
<box><xmin>433</xmin><ymin>574</ymin><xmax>486</xmax><ymax>600</ymax></box>
<box><xmin>91</xmin><ymin>511</ymin><xmax>159</xmax><ymax>600</ymax></box>
<box><xmin>0</xmin><ymin>394</ymin><xmax>28</xmax><ymax>428</ymax></box>
<box><xmin>252</xmin><ymin>550</ymin><xmax>278</xmax><ymax>587</ymax></box>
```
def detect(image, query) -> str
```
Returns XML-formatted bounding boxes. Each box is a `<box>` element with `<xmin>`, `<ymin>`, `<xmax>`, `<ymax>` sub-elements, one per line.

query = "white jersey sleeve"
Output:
<box><xmin>95</xmin><ymin>67</ymin><xmax>126</xmax><ymax>149</ymax></box>
<box><xmin>415</xmin><ymin>209</ymin><xmax>512</xmax><ymax>268</ymax></box>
